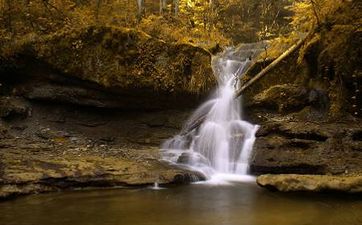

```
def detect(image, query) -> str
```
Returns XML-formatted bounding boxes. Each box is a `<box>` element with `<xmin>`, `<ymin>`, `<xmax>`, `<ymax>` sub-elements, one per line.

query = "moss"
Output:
<box><xmin>9</xmin><ymin>25</ymin><xmax>214</xmax><ymax>94</ymax></box>
<box><xmin>245</xmin><ymin>1</ymin><xmax>361</xmax><ymax>120</ymax></box>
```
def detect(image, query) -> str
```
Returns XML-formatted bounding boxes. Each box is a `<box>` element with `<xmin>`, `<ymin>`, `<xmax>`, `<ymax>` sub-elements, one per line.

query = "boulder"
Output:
<box><xmin>257</xmin><ymin>174</ymin><xmax>362</xmax><ymax>193</ymax></box>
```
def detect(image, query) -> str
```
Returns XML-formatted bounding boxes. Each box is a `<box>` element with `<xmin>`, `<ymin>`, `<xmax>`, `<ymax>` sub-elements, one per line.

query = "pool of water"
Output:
<box><xmin>1</xmin><ymin>181</ymin><xmax>361</xmax><ymax>225</ymax></box>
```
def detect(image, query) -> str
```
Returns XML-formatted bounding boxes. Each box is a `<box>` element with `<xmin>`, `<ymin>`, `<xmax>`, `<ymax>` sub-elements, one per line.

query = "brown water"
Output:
<box><xmin>1</xmin><ymin>182</ymin><xmax>361</xmax><ymax>225</ymax></box>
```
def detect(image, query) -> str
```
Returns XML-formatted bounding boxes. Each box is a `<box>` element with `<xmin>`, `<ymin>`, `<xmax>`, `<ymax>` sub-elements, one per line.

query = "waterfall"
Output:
<box><xmin>162</xmin><ymin>46</ymin><xmax>261</xmax><ymax>180</ymax></box>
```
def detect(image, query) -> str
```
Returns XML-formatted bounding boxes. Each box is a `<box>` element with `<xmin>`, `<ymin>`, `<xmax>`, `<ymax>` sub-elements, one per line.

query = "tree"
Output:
<box><xmin>160</xmin><ymin>0</ymin><xmax>166</xmax><ymax>14</ymax></box>
<box><xmin>95</xmin><ymin>0</ymin><xmax>102</xmax><ymax>21</ymax></box>
<box><xmin>3</xmin><ymin>0</ymin><xmax>12</xmax><ymax>33</ymax></box>
<box><xmin>174</xmin><ymin>0</ymin><xmax>179</xmax><ymax>16</ymax></box>
<box><xmin>137</xmin><ymin>0</ymin><xmax>145</xmax><ymax>18</ymax></box>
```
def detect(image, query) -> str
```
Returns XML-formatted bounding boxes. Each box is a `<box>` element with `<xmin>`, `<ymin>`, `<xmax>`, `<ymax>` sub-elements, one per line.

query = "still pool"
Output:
<box><xmin>1</xmin><ymin>181</ymin><xmax>361</xmax><ymax>225</ymax></box>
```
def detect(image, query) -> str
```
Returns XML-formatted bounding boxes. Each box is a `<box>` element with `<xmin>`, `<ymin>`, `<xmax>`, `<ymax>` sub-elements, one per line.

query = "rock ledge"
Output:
<box><xmin>257</xmin><ymin>174</ymin><xmax>362</xmax><ymax>193</ymax></box>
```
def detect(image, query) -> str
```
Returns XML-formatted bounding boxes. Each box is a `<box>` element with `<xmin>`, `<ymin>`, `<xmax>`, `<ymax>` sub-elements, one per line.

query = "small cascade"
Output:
<box><xmin>150</xmin><ymin>182</ymin><xmax>165</xmax><ymax>190</ymax></box>
<box><xmin>162</xmin><ymin>45</ymin><xmax>263</xmax><ymax>180</ymax></box>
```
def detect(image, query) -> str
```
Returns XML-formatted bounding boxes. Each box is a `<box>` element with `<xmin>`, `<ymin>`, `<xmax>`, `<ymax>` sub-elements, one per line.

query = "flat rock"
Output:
<box><xmin>0</xmin><ymin>139</ymin><xmax>205</xmax><ymax>200</ymax></box>
<box><xmin>257</xmin><ymin>174</ymin><xmax>362</xmax><ymax>193</ymax></box>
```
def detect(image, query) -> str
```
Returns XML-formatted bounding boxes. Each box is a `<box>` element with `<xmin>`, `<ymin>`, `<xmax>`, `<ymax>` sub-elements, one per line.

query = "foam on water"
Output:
<box><xmin>194</xmin><ymin>173</ymin><xmax>256</xmax><ymax>186</ymax></box>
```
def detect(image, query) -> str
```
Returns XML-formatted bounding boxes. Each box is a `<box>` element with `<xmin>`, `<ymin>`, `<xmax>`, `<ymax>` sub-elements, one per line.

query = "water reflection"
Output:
<box><xmin>0</xmin><ymin>183</ymin><xmax>361</xmax><ymax>225</ymax></box>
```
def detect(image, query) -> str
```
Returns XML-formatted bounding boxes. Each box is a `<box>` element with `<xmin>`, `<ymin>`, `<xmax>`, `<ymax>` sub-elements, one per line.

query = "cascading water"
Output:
<box><xmin>162</xmin><ymin>45</ymin><xmax>262</xmax><ymax>181</ymax></box>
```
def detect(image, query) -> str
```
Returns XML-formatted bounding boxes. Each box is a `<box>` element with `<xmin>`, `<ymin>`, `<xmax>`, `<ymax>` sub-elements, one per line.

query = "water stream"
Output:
<box><xmin>162</xmin><ymin>47</ymin><xmax>261</xmax><ymax>180</ymax></box>
<box><xmin>1</xmin><ymin>184</ymin><xmax>361</xmax><ymax>225</ymax></box>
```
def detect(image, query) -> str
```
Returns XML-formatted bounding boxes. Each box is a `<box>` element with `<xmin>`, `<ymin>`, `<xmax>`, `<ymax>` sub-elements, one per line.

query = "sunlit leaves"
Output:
<box><xmin>288</xmin><ymin>0</ymin><xmax>346</xmax><ymax>32</ymax></box>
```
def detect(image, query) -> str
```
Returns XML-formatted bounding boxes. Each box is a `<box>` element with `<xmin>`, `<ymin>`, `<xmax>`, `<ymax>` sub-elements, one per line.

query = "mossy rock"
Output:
<box><xmin>22</xmin><ymin>26</ymin><xmax>215</xmax><ymax>94</ymax></box>
<box><xmin>251</xmin><ymin>84</ymin><xmax>310</xmax><ymax>113</ymax></box>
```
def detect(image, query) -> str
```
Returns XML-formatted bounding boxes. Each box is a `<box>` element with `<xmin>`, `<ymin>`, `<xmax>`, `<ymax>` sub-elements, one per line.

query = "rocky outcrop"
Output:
<box><xmin>0</xmin><ymin>97</ymin><xmax>30</xmax><ymax>118</ymax></box>
<box><xmin>0</xmin><ymin>136</ymin><xmax>205</xmax><ymax>200</ymax></box>
<box><xmin>249</xmin><ymin>119</ymin><xmax>362</xmax><ymax>175</ymax></box>
<box><xmin>248</xmin><ymin>84</ymin><xmax>312</xmax><ymax>113</ymax></box>
<box><xmin>1</xmin><ymin>26</ymin><xmax>214</xmax><ymax>110</ymax></box>
<box><xmin>0</xmin><ymin>94</ymin><xmax>205</xmax><ymax>200</ymax></box>
<box><xmin>0</xmin><ymin>26</ymin><xmax>215</xmax><ymax>199</ymax></box>
<box><xmin>243</xmin><ymin>2</ymin><xmax>362</xmax><ymax>178</ymax></box>
<box><xmin>246</xmin><ymin>61</ymin><xmax>362</xmax><ymax>176</ymax></box>
<box><xmin>257</xmin><ymin>174</ymin><xmax>362</xmax><ymax>193</ymax></box>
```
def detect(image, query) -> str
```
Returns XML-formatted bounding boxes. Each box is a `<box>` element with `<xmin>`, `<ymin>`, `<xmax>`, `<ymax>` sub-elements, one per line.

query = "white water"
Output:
<box><xmin>150</xmin><ymin>182</ymin><xmax>165</xmax><ymax>190</ymax></box>
<box><xmin>162</xmin><ymin>47</ymin><xmax>260</xmax><ymax>182</ymax></box>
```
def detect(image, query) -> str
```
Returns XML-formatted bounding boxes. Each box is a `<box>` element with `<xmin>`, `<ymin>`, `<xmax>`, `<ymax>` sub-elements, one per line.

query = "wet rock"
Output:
<box><xmin>250</xmin><ymin>119</ymin><xmax>362</xmax><ymax>175</ymax></box>
<box><xmin>172</xmin><ymin>171</ymin><xmax>206</xmax><ymax>183</ymax></box>
<box><xmin>0</xmin><ymin>96</ymin><xmax>30</xmax><ymax>118</ymax></box>
<box><xmin>0</xmin><ymin>121</ymin><xmax>9</xmax><ymax>139</ymax></box>
<box><xmin>250</xmin><ymin>84</ymin><xmax>310</xmax><ymax>113</ymax></box>
<box><xmin>177</xmin><ymin>152</ymin><xmax>210</xmax><ymax>166</ymax></box>
<box><xmin>0</xmin><ymin>139</ymin><xmax>204</xmax><ymax>199</ymax></box>
<box><xmin>0</xmin><ymin>184</ymin><xmax>55</xmax><ymax>200</ymax></box>
<box><xmin>257</xmin><ymin>174</ymin><xmax>362</xmax><ymax>193</ymax></box>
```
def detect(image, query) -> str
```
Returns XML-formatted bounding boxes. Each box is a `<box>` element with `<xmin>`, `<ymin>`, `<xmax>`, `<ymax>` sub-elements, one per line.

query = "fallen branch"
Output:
<box><xmin>241</xmin><ymin>57</ymin><xmax>273</xmax><ymax>80</ymax></box>
<box><xmin>180</xmin><ymin>114</ymin><xmax>206</xmax><ymax>136</ymax></box>
<box><xmin>234</xmin><ymin>33</ymin><xmax>311</xmax><ymax>98</ymax></box>
<box><xmin>181</xmin><ymin>34</ymin><xmax>312</xmax><ymax>135</ymax></box>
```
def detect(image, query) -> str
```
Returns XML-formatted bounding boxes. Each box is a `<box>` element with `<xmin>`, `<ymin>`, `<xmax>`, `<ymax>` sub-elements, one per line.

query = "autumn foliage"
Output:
<box><xmin>0</xmin><ymin>0</ymin><xmax>296</xmax><ymax>48</ymax></box>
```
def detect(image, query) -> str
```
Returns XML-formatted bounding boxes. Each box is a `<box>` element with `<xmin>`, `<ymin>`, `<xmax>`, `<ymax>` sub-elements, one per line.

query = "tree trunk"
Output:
<box><xmin>4</xmin><ymin>0</ymin><xmax>12</xmax><ymax>33</ymax></box>
<box><xmin>181</xmin><ymin>34</ymin><xmax>313</xmax><ymax>135</ymax></box>
<box><xmin>160</xmin><ymin>0</ymin><xmax>166</xmax><ymax>14</ymax></box>
<box><xmin>95</xmin><ymin>0</ymin><xmax>102</xmax><ymax>21</ymax></box>
<box><xmin>310</xmin><ymin>0</ymin><xmax>321</xmax><ymax>27</ymax></box>
<box><xmin>137</xmin><ymin>0</ymin><xmax>145</xmax><ymax>19</ymax></box>
<box><xmin>174</xmin><ymin>0</ymin><xmax>179</xmax><ymax>16</ymax></box>
<box><xmin>234</xmin><ymin>34</ymin><xmax>311</xmax><ymax>98</ymax></box>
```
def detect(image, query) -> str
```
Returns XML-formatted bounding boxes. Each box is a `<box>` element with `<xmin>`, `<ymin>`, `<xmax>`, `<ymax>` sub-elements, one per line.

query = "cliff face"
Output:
<box><xmin>1</xmin><ymin>26</ymin><xmax>214</xmax><ymax>109</ymax></box>
<box><xmin>32</xmin><ymin>26</ymin><xmax>214</xmax><ymax>94</ymax></box>
<box><xmin>245</xmin><ymin>1</ymin><xmax>362</xmax><ymax>176</ymax></box>
<box><xmin>0</xmin><ymin>26</ymin><xmax>213</xmax><ymax>199</ymax></box>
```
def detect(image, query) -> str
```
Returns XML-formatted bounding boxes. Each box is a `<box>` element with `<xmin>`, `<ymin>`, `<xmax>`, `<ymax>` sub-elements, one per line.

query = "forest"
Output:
<box><xmin>0</xmin><ymin>1</ymin><xmax>361</xmax><ymax>225</ymax></box>
<box><xmin>0</xmin><ymin>0</ymin><xmax>342</xmax><ymax>48</ymax></box>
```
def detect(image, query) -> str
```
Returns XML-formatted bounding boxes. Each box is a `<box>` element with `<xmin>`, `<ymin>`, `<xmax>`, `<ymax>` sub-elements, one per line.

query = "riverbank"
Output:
<box><xmin>0</xmin><ymin>136</ymin><xmax>204</xmax><ymax>200</ymax></box>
